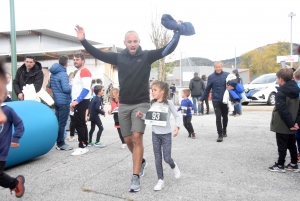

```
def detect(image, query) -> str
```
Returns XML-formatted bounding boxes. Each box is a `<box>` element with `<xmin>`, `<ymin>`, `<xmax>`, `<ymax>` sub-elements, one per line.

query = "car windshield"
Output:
<box><xmin>250</xmin><ymin>74</ymin><xmax>276</xmax><ymax>84</ymax></box>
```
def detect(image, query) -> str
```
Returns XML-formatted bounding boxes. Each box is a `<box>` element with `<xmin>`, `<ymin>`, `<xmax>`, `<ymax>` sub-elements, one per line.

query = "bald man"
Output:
<box><xmin>75</xmin><ymin>25</ymin><xmax>180</xmax><ymax>192</ymax></box>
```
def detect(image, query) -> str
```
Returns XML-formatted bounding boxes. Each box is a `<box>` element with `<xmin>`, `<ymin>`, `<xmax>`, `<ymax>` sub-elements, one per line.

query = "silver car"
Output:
<box><xmin>243</xmin><ymin>73</ymin><xmax>278</xmax><ymax>105</ymax></box>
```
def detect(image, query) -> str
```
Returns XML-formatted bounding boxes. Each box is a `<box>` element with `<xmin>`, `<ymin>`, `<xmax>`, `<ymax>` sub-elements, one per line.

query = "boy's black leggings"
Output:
<box><xmin>69</xmin><ymin>115</ymin><xmax>75</xmax><ymax>137</ymax></box>
<box><xmin>0</xmin><ymin>161</ymin><xmax>17</xmax><ymax>189</ymax></box>
<box><xmin>89</xmin><ymin>117</ymin><xmax>104</xmax><ymax>143</ymax></box>
<box><xmin>183</xmin><ymin>116</ymin><xmax>194</xmax><ymax>133</ymax></box>
<box><xmin>117</xmin><ymin>128</ymin><xmax>125</xmax><ymax>144</ymax></box>
<box><xmin>276</xmin><ymin>133</ymin><xmax>298</xmax><ymax>165</ymax></box>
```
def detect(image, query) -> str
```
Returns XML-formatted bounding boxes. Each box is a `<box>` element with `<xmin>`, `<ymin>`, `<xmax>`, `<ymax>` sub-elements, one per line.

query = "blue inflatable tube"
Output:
<box><xmin>5</xmin><ymin>101</ymin><xmax>58</xmax><ymax>168</ymax></box>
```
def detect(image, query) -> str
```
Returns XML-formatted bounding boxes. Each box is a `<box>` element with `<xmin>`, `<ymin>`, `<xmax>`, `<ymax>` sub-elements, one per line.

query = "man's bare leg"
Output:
<box><xmin>124</xmin><ymin>135</ymin><xmax>133</xmax><ymax>153</ymax></box>
<box><xmin>125</xmin><ymin>132</ymin><xmax>143</xmax><ymax>174</ymax></box>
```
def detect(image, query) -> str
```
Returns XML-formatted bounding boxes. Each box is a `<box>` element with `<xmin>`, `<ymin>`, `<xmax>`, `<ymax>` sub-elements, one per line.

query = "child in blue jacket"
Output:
<box><xmin>88</xmin><ymin>85</ymin><xmax>106</xmax><ymax>147</ymax></box>
<box><xmin>178</xmin><ymin>89</ymin><xmax>195</xmax><ymax>138</ymax></box>
<box><xmin>0</xmin><ymin>103</ymin><xmax>25</xmax><ymax>198</ymax></box>
<box><xmin>0</xmin><ymin>60</ymin><xmax>25</xmax><ymax>198</ymax></box>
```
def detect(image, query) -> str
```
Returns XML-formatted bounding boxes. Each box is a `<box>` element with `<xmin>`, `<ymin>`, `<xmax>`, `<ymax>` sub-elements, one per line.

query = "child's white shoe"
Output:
<box><xmin>173</xmin><ymin>162</ymin><xmax>181</xmax><ymax>179</ymax></box>
<box><xmin>153</xmin><ymin>179</ymin><xmax>164</xmax><ymax>191</ymax></box>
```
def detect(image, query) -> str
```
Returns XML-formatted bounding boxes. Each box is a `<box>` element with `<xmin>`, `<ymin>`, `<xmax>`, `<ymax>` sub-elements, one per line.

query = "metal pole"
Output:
<box><xmin>290</xmin><ymin>15</ymin><xmax>293</xmax><ymax>68</ymax></box>
<box><xmin>180</xmin><ymin>52</ymin><xmax>182</xmax><ymax>86</ymax></box>
<box><xmin>235</xmin><ymin>47</ymin><xmax>237</xmax><ymax>69</ymax></box>
<box><xmin>10</xmin><ymin>0</ymin><xmax>18</xmax><ymax>101</ymax></box>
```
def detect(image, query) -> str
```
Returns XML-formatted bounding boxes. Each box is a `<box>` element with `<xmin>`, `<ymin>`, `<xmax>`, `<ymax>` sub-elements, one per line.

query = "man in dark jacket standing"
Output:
<box><xmin>50</xmin><ymin>55</ymin><xmax>73</xmax><ymax>151</ymax></box>
<box><xmin>199</xmin><ymin>62</ymin><xmax>230</xmax><ymax>142</ymax></box>
<box><xmin>13</xmin><ymin>55</ymin><xmax>44</xmax><ymax>100</ymax></box>
<box><xmin>75</xmin><ymin>24</ymin><xmax>180</xmax><ymax>192</ymax></box>
<box><xmin>189</xmin><ymin>72</ymin><xmax>205</xmax><ymax>115</ymax></box>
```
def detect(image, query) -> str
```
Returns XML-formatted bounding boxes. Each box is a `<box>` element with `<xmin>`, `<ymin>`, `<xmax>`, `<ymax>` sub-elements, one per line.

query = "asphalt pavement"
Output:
<box><xmin>1</xmin><ymin>104</ymin><xmax>299</xmax><ymax>201</ymax></box>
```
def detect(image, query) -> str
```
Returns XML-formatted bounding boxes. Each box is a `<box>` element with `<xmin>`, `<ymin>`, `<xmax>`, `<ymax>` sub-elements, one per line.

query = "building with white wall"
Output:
<box><xmin>0</xmin><ymin>29</ymin><xmax>122</xmax><ymax>91</ymax></box>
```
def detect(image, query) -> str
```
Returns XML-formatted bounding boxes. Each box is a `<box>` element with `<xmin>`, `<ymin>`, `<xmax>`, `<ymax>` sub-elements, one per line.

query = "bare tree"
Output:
<box><xmin>149</xmin><ymin>11</ymin><xmax>172</xmax><ymax>81</ymax></box>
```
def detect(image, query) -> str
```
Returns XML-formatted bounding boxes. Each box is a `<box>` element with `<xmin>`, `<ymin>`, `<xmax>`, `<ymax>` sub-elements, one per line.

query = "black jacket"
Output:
<box><xmin>189</xmin><ymin>76</ymin><xmax>205</xmax><ymax>97</ymax></box>
<box><xmin>80</xmin><ymin>33</ymin><xmax>180</xmax><ymax>104</ymax></box>
<box><xmin>13</xmin><ymin>62</ymin><xmax>44</xmax><ymax>96</ymax></box>
<box><xmin>89</xmin><ymin>96</ymin><xmax>105</xmax><ymax>121</ymax></box>
<box><xmin>270</xmin><ymin>80</ymin><xmax>300</xmax><ymax>134</ymax></box>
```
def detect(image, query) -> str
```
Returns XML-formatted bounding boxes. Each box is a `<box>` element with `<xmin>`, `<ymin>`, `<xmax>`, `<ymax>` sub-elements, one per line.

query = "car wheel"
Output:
<box><xmin>267</xmin><ymin>92</ymin><xmax>276</xmax><ymax>105</ymax></box>
<box><xmin>242</xmin><ymin>102</ymin><xmax>249</xmax><ymax>105</ymax></box>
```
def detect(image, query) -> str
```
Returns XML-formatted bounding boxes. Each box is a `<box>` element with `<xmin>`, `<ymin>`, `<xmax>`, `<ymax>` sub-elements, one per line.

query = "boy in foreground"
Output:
<box><xmin>269</xmin><ymin>68</ymin><xmax>300</xmax><ymax>172</ymax></box>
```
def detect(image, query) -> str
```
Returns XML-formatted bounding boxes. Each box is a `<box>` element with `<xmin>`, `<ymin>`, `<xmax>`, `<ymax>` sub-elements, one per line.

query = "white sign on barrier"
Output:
<box><xmin>277</xmin><ymin>55</ymin><xmax>299</xmax><ymax>63</ymax></box>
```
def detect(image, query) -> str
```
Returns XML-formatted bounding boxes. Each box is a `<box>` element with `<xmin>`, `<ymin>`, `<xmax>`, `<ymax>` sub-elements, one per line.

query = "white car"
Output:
<box><xmin>243</xmin><ymin>73</ymin><xmax>278</xmax><ymax>105</ymax></box>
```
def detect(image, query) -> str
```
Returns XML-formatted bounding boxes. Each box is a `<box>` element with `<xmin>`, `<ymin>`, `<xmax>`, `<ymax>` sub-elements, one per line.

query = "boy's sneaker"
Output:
<box><xmin>139</xmin><ymin>160</ymin><xmax>147</xmax><ymax>176</ymax></box>
<box><xmin>11</xmin><ymin>175</ymin><xmax>25</xmax><ymax>198</ymax></box>
<box><xmin>71</xmin><ymin>148</ymin><xmax>89</xmax><ymax>156</ymax></box>
<box><xmin>298</xmin><ymin>153</ymin><xmax>300</xmax><ymax>163</ymax></box>
<box><xmin>129</xmin><ymin>175</ymin><xmax>140</xmax><ymax>192</ymax></box>
<box><xmin>285</xmin><ymin>163</ymin><xmax>299</xmax><ymax>172</ymax></box>
<box><xmin>121</xmin><ymin>144</ymin><xmax>127</xmax><ymax>149</ymax></box>
<box><xmin>94</xmin><ymin>142</ymin><xmax>106</xmax><ymax>148</ymax></box>
<box><xmin>56</xmin><ymin>144</ymin><xmax>73</xmax><ymax>150</ymax></box>
<box><xmin>268</xmin><ymin>162</ymin><xmax>286</xmax><ymax>172</ymax></box>
<box><xmin>87</xmin><ymin>142</ymin><xmax>94</xmax><ymax>147</ymax></box>
<box><xmin>192</xmin><ymin>133</ymin><xmax>196</xmax><ymax>139</ymax></box>
<box><xmin>173</xmin><ymin>162</ymin><xmax>181</xmax><ymax>179</ymax></box>
<box><xmin>153</xmin><ymin>179</ymin><xmax>164</xmax><ymax>191</ymax></box>
<box><xmin>188</xmin><ymin>133</ymin><xmax>191</xmax><ymax>138</ymax></box>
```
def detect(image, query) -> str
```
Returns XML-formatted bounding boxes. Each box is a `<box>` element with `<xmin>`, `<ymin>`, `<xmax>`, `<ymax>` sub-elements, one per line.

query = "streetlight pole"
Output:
<box><xmin>10</xmin><ymin>0</ymin><xmax>18</xmax><ymax>101</ymax></box>
<box><xmin>288</xmin><ymin>12</ymin><xmax>296</xmax><ymax>68</ymax></box>
<box><xmin>179</xmin><ymin>52</ymin><xmax>182</xmax><ymax>86</ymax></box>
<box><xmin>235</xmin><ymin>47</ymin><xmax>236</xmax><ymax>69</ymax></box>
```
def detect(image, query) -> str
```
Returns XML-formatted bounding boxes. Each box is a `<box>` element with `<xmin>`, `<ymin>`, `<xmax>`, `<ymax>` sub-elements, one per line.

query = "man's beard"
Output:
<box><xmin>74</xmin><ymin>64</ymin><xmax>82</xmax><ymax>68</ymax></box>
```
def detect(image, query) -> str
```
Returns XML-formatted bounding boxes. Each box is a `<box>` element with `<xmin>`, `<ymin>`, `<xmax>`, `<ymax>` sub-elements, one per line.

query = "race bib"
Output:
<box><xmin>145</xmin><ymin>106</ymin><xmax>168</xmax><ymax>126</ymax></box>
<box><xmin>111</xmin><ymin>107</ymin><xmax>119</xmax><ymax>114</ymax></box>
<box><xmin>181</xmin><ymin>106</ymin><xmax>187</xmax><ymax>116</ymax></box>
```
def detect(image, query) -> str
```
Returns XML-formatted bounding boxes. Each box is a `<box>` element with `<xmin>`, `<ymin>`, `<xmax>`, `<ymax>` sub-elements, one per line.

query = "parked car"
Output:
<box><xmin>243</xmin><ymin>73</ymin><xmax>278</xmax><ymax>105</ymax></box>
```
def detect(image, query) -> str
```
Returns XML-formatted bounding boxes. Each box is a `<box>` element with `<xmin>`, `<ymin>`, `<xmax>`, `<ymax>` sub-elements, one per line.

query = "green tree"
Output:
<box><xmin>240</xmin><ymin>42</ymin><xmax>298</xmax><ymax>75</ymax></box>
<box><xmin>151</xmin><ymin>54</ymin><xmax>176</xmax><ymax>80</ymax></box>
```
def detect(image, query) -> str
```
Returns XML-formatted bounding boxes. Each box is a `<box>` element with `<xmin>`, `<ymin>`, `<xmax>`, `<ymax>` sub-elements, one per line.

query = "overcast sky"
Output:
<box><xmin>1</xmin><ymin>0</ymin><xmax>299</xmax><ymax>61</ymax></box>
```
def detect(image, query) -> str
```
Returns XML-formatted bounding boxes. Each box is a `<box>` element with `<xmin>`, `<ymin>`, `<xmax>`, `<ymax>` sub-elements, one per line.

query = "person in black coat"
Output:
<box><xmin>13</xmin><ymin>55</ymin><xmax>44</xmax><ymax>100</ymax></box>
<box><xmin>189</xmin><ymin>72</ymin><xmax>205</xmax><ymax>115</ymax></box>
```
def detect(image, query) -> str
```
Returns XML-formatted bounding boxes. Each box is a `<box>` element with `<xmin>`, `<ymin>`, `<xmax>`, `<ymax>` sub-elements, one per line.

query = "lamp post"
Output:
<box><xmin>10</xmin><ymin>0</ymin><xmax>17</xmax><ymax>101</ymax></box>
<box><xmin>288</xmin><ymin>12</ymin><xmax>296</xmax><ymax>68</ymax></box>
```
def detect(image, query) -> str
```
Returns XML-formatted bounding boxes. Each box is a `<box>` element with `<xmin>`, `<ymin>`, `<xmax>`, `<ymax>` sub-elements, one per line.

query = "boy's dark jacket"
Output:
<box><xmin>89</xmin><ymin>96</ymin><xmax>105</xmax><ymax>121</ymax></box>
<box><xmin>0</xmin><ymin>104</ymin><xmax>24</xmax><ymax>161</ymax></box>
<box><xmin>270</xmin><ymin>80</ymin><xmax>300</xmax><ymax>134</ymax></box>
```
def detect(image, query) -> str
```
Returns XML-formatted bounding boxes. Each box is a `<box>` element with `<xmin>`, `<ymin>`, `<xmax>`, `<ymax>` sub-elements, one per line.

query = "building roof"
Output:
<box><xmin>0</xmin><ymin>29</ymin><xmax>100</xmax><ymax>45</ymax></box>
<box><xmin>0</xmin><ymin>29</ymin><xmax>124</xmax><ymax>61</ymax></box>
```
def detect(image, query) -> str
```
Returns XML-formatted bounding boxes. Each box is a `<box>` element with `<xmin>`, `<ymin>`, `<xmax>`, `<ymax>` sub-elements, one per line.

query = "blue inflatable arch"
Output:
<box><xmin>5</xmin><ymin>101</ymin><xmax>58</xmax><ymax>168</ymax></box>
